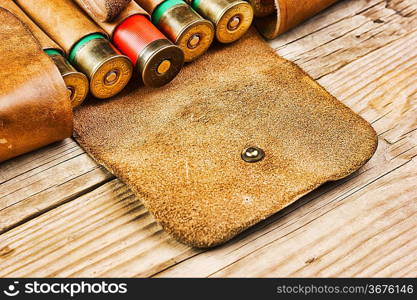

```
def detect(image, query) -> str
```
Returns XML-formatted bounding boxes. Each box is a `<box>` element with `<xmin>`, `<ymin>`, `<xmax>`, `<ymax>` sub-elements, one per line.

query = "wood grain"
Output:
<box><xmin>0</xmin><ymin>0</ymin><xmax>415</xmax><ymax>277</ymax></box>
<box><xmin>0</xmin><ymin>180</ymin><xmax>192</xmax><ymax>277</ymax></box>
<box><xmin>270</xmin><ymin>0</ymin><xmax>417</xmax><ymax>79</ymax></box>
<box><xmin>0</xmin><ymin>139</ymin><xmax>113</xmax><ymax>233</ymax></box>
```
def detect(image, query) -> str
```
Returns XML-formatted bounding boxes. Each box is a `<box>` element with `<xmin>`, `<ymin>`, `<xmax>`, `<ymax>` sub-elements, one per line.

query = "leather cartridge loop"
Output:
<box><xmin>256</xmin><ymin>0</ymin><xmax>340</xmax><ymax>39</ymax></box>
<box><xmin>134</xmin><ymin>0</ymin><xmax>164</xmax><ymax>14</ymax></box>
<box><xmin>247</xmin><ymin>0</ymin><xmax>275</xmax><ymax>17</ymax></box>
<box><xmin>1</xmin><ymin>0</ymin><xmax>61</xmax><ymax>52</ymax></box>
<box><xmin>1</xmin><ymin>0</ymin><xmax>90</xmax><ymax>107</ymax></box>
<box><xmin>74</xmin><ymin>0</ymin><xmax>132</xmax><ymax>22</ymax></box>
<box><xmin>75</xmin><ymin>0</ymin><xmax>148</xmax><ymax>37</ymax></box>
<box><xmin>0</xmin><ymin>8</ymin><xmax>73</xmax><ymax>162</ymax></box>
<box><xmin>15</xmin><ymin>0</ymin><xmax>107</xmax><ymax>54</ymax></box>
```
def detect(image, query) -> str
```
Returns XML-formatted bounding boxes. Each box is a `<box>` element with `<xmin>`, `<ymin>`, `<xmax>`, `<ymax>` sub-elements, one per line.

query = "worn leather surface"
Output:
<box><xmin>74</xmin><ymin>0</ymin><xmax>132</xmax><ymax>22</ymax></box>
<box><xmin>135</xmin><ymin>0</ymin><xmax>164</xmax><ymax>14</ymax></box>
<box><xmin>0</xmin><ymin>8</ymin><xmax>73</xmax><ymax>162</ymax></box>
<box><xmin>256</xmin><ymin>0</ymin><xmax>340</xmax><ymax>39</ymax></box>
<box><xmin>16</xmin><ymin>0</ymin><xmax>106</xmax><ymax>54</ymax></box>
<box><xmin>1</xmin><ymin>0</ymin><xmax>60</xmax><ymax>51</ymax></box>
<box><xmin>76</xmin><ymin>0</ymin><xmax>148</xmax><ymax>36</ymax></box>
<box><xmin>73</xmin><ymin>29</ymin><xmax>377</xmax><ymax>248</ymax></box>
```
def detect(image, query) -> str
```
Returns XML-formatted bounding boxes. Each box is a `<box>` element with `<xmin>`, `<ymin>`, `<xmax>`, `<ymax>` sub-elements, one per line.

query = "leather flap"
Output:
<box><xmin>73</xmin><ymin>31</ymin><xmax>377</xmax><ymax>247</ymax></box>
<box><xmin>0</xmin><ymin>8</ymin><xmax>73</xmax><ymax>162</ymax></box>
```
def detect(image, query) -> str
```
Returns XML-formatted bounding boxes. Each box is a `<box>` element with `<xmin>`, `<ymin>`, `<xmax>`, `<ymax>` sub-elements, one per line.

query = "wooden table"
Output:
<box><xmin>1</xmin><ymin>0</ymin><xmax>416</xmax><ymax>277</ymax></box>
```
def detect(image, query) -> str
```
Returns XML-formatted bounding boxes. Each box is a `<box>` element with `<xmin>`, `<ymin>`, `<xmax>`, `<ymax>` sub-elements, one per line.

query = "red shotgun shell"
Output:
<box><xmin>113</xmin><ymin>14</ymin><xmax>184</xmax><ymax>87</ymax></box>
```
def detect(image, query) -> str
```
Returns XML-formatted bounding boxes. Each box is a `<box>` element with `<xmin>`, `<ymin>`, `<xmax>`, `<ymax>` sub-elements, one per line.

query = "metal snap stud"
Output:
<box><xmin>241</xmin><ymin>146</ymin><xmax>265</xmax><ymax>163</ymax></box>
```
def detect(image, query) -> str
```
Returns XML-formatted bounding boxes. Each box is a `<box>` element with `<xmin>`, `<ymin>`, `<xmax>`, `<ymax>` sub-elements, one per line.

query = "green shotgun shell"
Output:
<box><xmin>191</xmin><ymin>0</ymin><xmax>253</xmax><ymax>43</ymax></box>
<box><xmin>69</xmin><ymin>34</ymin><xmax>133</xmax><ymax>99</ymax></box>
<box><xmin>45</xmin><ymin>49</ymin><xmax>89</xmax><ymax>107</ymax></box>
<box><xmin>152</xmin><ymin>0</ymin><xmax>214</xmax><ymax>62</ymax></box>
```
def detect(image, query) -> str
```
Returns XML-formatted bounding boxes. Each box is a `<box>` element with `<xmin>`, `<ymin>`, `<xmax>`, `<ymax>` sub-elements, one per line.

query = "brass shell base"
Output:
<box><xmin>90</xmin><ymin>55</ymin><xmax>132</xmax><ymax>99</ymax></box>
<box><xmin>215</xmin><ymin>1</ymin><xmax>254</xmax><ymax>43</ymax></box>
<box><xmin>158</xmin><ymin>4</ymin><xmax>214</xmax><ymax>62</ymax></box>
<box><xmin>73</xmin><ymin>38</ymin><xmax>133</xmax><ymax>99</ymax></box>
<box><xmin>49</xmin><ymin>52</ymin><xmax>89</xmax><ymax>107</ymax></box>
<box><xmin>137</xmin><ymin>39</ymin><xmax>184</xmax><ymax>87</ymax></box>
<box><xmin>62</xmin><ymin>72</ymin><xmax>89</xmax><ymax>107</ymax></box>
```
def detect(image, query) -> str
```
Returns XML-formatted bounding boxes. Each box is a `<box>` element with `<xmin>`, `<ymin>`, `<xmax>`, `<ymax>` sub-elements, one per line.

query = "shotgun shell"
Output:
<box><xmin>45</xmin><ymin>49</ymin><xmax>89</xmax><ymax>107</ymax></box>
<box><xmin>113</xmin><ymin>14</ymin><xmax>184</xmax><ymax>87</ymax></box>
<box><xmin>69</xmin><ymin>34</ymin><xmax>133</xmax><ymax>99</ymax></box>
<box><xmin>152</xmin><ymin>0</ymin><xmax>214</xmax><ymax>62</ymax></box>
<box><xmin>190</xmin><ymin>0</ymin><xmax>253</xmax><ymax>43</ymax></box>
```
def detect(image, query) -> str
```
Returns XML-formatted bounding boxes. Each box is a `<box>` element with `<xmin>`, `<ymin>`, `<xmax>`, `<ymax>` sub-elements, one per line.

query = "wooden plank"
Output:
<box><xmin>206</xmin><ymin>157</ymin><xmax>417</xmax><ymax>277</ymax></box>
<box><xmin>0</xmin><ymin>180</ymin><xmax>193</xmax><ymax>277</ymax></box>
<box><xmin>271</xmin><ymin>0</ymin><xmax>417</xmax><ymax>79</ymax></box>
<box><xmin>0</xmin><ymin>139</ymin><xmax>113</xmax><ymax>233</ymax></box>
<box><xmin>0</xmin><ymin>138</ymin><xmax>76</xmax><ymax>183</ymax></box>
<box><xmin>318</xmin><ymin>30</ymin><xmax>417</xmax><ymax>144</ymax></box>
